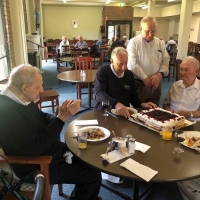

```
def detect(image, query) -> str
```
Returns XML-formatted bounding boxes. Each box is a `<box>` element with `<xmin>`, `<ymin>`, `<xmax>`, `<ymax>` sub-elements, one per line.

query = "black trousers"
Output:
<box><xmin>50</xmin><ymin>156</ymin><xmax>101</xmax><ymax>200</ymax></box>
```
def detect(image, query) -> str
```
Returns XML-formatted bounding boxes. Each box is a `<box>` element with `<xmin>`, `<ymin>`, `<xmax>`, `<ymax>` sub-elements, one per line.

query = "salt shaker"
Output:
<box><xmin>125</xmin><ymin>134</ymin><xmax>133</xmax><ymax>148</ymax></box>
<box><xmin>128</xmin><ymin>138</ymin><xmax>135</xmax><ymax>154</ymax></box>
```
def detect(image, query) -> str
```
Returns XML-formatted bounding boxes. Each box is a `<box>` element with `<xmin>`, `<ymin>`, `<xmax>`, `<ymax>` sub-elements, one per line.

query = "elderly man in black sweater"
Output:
<box><xmin>94</xmin><ymin>47</ymin><xmax>156</xmax><ymax>119</ymax></box>
<box><xmin>0</xmin><ymin>64</ymin><xmax>102</xmax><ymax>200</ymax></box>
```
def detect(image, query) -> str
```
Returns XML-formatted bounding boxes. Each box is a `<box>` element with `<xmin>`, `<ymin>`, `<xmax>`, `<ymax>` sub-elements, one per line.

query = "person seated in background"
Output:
<box><xmin>105</xmin><ymin>35</ymin><xmax>115</xmax><ymax>61</ymax></box>
<box><xmin>122</xmin><ymin>36</ymin><xmax>129</xmax><ymax>48</ymax></box>
<box><xmin>166</xmin><ymin>36</ymin><xmax>177</xmax><ymax>52</ymax></box>
<box><xmin>94</xmin><ymin>47</ymin><xmax>156</xmax><ymax>119</ymax></box>
<box><xmin>163</xmin><ymin>56</ymin><xmax>200</xmax><ymax>119</ymax></box>
<box><xmin>96</xmin><ymin>36</ymin><xmax>108</xmax><ymax>67</ymax></box>
<box><xmin>110</xmin><ymin>37</ymin><xmax>126</xmax><ymax>51</ymax></box>
<box><xmin>0</xmin><ymin>64</ymin><xmax>102</xmax><ymax>200</ymax></box>
<box><xmin>108</xmin><ymin>35</ymin><xmax>115</xmax><ymax>47</ymax></box>
<box><xmin>74</xmin><ymin>35</ymin><xmax>88</xmax><ymax>49</ymax></box>
<box><xmin>59</xmin><ymin>35</ymin><xmax>69</xmax><ymax>54</ymax></box>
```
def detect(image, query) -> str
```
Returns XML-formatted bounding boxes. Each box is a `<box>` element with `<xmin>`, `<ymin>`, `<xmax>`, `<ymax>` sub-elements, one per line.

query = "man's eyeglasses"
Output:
<box><xmin>142</xmin><ymin>29</ymin><xmax>156</xmax><ymax>35</ymax></box>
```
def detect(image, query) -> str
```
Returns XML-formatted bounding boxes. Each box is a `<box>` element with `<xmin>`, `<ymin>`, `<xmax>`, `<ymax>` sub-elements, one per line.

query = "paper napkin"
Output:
<box><xmin>74</xmin><ymin>120</ymin><xmax>98</xmax><ymax>126</ymax></box>
<box><xmin>135</xmin><ymin>141</ymin><xmax>151</xmax><ymax>153</ymax></box>
<box><xmin>101</xmin><ymin>150</ymin><xmax>131</xmax><ymax>164</ymax></box>
<box><xmin>120</xmin><ymin>158</ymin><xmax>158</xmax><ymax>182</ymax></box>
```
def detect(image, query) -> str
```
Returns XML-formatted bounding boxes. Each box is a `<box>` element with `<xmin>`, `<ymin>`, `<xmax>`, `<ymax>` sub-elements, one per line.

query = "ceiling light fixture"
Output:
<box><xmin>63</xmin><ymin>0</ymin><xmax>67</xmax><ymax>3</ymax></box>
<box><xmin>168</xmin><ymin>0</ymin><xmax>176</xmax><ymax>2</ymax></box>
<box><xmin>105</xmin><ymin>0</ymin><xmax>110</xmax><ymax>4</ymax></box>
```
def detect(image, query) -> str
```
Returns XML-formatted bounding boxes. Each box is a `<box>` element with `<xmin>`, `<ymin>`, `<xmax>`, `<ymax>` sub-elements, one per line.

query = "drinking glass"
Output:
<box><xmin>173</xmin><ymin>130</ymin><xmax>185</xmax><ymax>153</ymax></box>
<box><xmin>102</xmin><ymin>101</ymin><xmax>110</xmax><ymax>117</ymax></box>
<box><xmin>77</xmin><ymin>132</ymin><xmax>88</xmax><ymax>149</ymax></box>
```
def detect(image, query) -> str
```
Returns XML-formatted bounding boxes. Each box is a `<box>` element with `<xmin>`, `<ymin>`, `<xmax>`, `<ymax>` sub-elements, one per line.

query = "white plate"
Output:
<box><xmin>180</xmin><ymin>131</ymin><xmax>200</xmax><ymax>152</ymax></box>
<box><xmin>78</xmin><ymin>126</ymin><xmax>110</xmax><ymax>142</ymax></box>
<box><xmin>111</xmin><ymin>107</ymin><xmax>138</xmax><ymax>116</ymax></box>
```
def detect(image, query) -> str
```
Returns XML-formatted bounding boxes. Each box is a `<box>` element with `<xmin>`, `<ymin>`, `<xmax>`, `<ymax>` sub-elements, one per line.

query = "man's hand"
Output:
<box><xmin>115</xmin><ymin>102</ymin><xmax>130</xmax><ymax>119</ymax></box>
<box><xmin>141</xmin><ymin>102</ymin><xmax>157</xmax><ymax>109</ymax></box>
<box><xmin>57</xmin><ymin>99</ymin><xmax>81</xmax><ymax>122</ymax></box>
<box><xmin>143</xmin><ymin>77</ymin><xmax>151</xmax><ymax>87</ymax></box>
<box><xmin>150</xmin><ymin>73</ymin><xmax>162</xmax><ymax>89</ymax></box>
<box><xmin>177</xmin><ymin>110</ymin><xmax>190</xmax><ymax>118</ymax></box>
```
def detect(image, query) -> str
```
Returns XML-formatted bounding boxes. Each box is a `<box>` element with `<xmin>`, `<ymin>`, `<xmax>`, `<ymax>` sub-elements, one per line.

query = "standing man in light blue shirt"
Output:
<box><xmin>127</xmin><ymin>16</ymin><xmax>169</xmax><ymax>105</ymax></box>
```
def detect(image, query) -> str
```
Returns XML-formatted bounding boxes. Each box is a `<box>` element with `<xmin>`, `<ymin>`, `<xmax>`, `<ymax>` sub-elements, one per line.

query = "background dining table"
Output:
<box><xmin>65</xmin><ymin>110</ymin><xmax>200</xmax><ymax>199</ymax></box>
<box><xmin>57</xmin><ymin>70</ymin><xmax>97</xmax><ymax>109</ymax></box>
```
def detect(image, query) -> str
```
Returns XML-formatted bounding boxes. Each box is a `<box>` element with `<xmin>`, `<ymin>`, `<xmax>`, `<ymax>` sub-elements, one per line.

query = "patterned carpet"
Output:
<box><xmin>41</xmin><ymin>60</ymin><xmax>183</xmax><ymax>200</ymax></box>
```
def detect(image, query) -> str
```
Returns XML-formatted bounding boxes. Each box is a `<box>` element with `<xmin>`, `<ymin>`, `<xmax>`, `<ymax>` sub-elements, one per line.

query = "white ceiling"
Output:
<box><xmin>41</xmin><ymin>0</ymin><xmax>183</xmax><ymax>8</ymax></box>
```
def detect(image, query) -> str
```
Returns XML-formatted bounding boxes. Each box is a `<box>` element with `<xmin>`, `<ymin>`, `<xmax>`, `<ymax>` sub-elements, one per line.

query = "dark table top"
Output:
<box><xmin>65</xmin><ymin>111</ymin><xmax>200</xmax><ymax>183</ymax></box>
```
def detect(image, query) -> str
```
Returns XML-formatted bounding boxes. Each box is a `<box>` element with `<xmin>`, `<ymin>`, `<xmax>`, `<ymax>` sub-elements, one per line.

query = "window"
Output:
<box><xmin>0</xmin><ymin>1</ymin><xmax>9</xmax><ymax>81</ymax></box>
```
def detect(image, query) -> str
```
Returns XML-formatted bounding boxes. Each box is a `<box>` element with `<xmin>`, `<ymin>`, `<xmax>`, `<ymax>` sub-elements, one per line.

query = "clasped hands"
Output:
<box><xmin>57</xmin><ymin>99</ymin><xmax>81</xmax><ymax>122</ymax></box>
<box><xmin>143</xmin><ymin>73</ymin><xmax>162</xmax><ymax>89</ymax></box>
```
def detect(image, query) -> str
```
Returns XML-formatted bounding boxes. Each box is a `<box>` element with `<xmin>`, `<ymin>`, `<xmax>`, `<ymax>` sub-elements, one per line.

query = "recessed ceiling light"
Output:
<box><xmin>105</xmin><ymin>0</ymin><xmax>110</xmax><ymax>4</ymax></box>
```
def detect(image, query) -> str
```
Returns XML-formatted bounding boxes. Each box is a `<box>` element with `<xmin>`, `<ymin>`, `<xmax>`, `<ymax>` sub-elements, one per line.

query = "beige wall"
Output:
<box><xmin>42</xmin><ymin>5</ymin><xmax>103</xmax><ymax>40</ymax></box>
<box><xmin>190</xmin><ymin>14</ymin><xmax>200</xmax><ymax>42</ymax></box>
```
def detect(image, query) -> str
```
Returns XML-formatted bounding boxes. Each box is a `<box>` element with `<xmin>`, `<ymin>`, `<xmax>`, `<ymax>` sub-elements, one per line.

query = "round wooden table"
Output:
<box><xmin>57</xmin><ymin>70</ymin><xmax>97</xmax><ymax>108</ymax></box>
<box><xmin>65</xmin><ymin>111</ymin><xmax>200</xmax><ymax>199</ymax></box>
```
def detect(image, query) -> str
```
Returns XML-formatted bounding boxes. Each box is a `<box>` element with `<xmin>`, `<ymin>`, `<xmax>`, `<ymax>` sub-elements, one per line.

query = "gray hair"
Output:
<box><xmin>8</xmin><ymin>64</ymin><xmax>41</xmax><ymax>87</ymax></box>
<box><xmin>111</xmin><ymin>47</ymin><xmax>127</xmax><ymax>60</ymax></box>
<box><xmin>182</xmin><ymin>56</ymin><xmax>200</xmax><ymax>70</ymax></box>
<box><xmin>141</xmin><ymin>16</ymin><xmax>157</xmax><ymax>26</ymax></box>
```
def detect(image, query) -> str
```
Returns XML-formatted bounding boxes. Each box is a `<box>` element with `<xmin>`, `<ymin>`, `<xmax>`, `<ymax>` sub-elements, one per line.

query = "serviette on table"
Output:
<box><xmin>135</xmin><ymin>141</ymin><xmax>150</xmax><ymax>153</ymax></box>
<box><xmin>120</xmin><ymin>158</ymin><xmax>158</xmax><ymax>182</ymax></box>
<box><xmin>74</xmin><ymin>120</ymin><xmax>98</xmax><ymax>126</ymax></box>
<box><xmin>101</xmin><ymin>150</ymin><xmax>131</xmax><ymax>164</ymax></box>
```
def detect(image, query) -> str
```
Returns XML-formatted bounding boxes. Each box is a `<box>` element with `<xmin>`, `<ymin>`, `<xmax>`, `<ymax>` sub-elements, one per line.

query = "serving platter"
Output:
<box><xmin>111</xmin><ymin>107</ymin><xmax>138</xmax><ymax>116</ymax></box>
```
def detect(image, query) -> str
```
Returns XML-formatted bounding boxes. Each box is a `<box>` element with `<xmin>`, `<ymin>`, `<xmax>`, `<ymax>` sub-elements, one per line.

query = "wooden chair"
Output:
<box><xmin>168</xmin><ymin>49</ymin><xmax>177</xmax><ymax>81</ymax></box>
<box><xmin>74</xmin><ymin>56</ymin><xmax>94</xmax><ymax>100</ymax></box>
<box><xmin>187</xmin><ymin>41</ymin><xmax>193</xmax><ymax>55</ymax></box>
<box><xmin>36</xmin><ymin>89</ymin><xmax>59</xmax><ymax>115</ymax></box>
<box><xmin>44</xmin><ymin>44</ymin><xmax>56</xmax><ymax>63</ymax></box>
<box><xmin>194</xmin><ymin>44</ymin><xmax>200</xmax><ymax>56</ymax></box>
<box><xmin>56</xmin><ymin>52</ymin><xmax>72</xmax><ymax>76</ymax></box>
<box><xmin>0</xmin><ymin>150</ymin><xmax>52</xmax><ymax>200</ymax></box>
<box><xmin>167</xmin><ymin>44</ymin><xmax>176</xmax><ymax>54</ymax></box>
<box><xmin>175</xmin><ymin>59</ymin><xmax>182</xmax><ymax>81</ymax></box>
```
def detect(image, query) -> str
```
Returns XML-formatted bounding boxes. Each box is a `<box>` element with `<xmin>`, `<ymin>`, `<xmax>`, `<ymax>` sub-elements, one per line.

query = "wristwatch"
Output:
<box><xmin>159</xmin><ymin>72</ymin><xmax>164</xmax><ymax>78</ymax></box>
<box><xmin>190</xmin><ymin>112</ymin><xmax>193</xmax><ymax>119</ymax></box>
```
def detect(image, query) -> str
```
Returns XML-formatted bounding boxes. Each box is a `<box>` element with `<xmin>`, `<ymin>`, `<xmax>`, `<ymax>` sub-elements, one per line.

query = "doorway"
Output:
<box><xmin>106</xmin><ymin>20</ymin><xmax>132</xmax><ymax>40</ymax></box>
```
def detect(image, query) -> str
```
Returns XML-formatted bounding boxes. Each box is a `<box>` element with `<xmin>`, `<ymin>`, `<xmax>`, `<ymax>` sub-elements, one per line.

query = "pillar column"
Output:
<box><xmin>196</xmin><ymin>18</ymin><xmax>200</xmax><ymax>43</ymax></box>
<box><xmin>177</xmin><ymin>0</ymin><xmax>194</xmax><ymax>59</ymax></box>
<box><xmin>147</xmin><ymin>0</ymin><xmax>156</xmax><ymax>17</ymax></box>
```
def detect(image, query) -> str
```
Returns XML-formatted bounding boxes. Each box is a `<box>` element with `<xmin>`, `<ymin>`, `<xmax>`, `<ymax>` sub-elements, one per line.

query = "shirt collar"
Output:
<box><xmin>178</xmin><ymin>78</ymin><xmax>199</xmax><ymax>89</ymax></box>
<box><xmin>1</xmin><ymin>87</ymin><xmax>31</xmax><ymax>106</ymax></box>
<box><xmin>110</xmin><ymin>64</ymin><xmax>124</xmax><ymax>78</ymax></box>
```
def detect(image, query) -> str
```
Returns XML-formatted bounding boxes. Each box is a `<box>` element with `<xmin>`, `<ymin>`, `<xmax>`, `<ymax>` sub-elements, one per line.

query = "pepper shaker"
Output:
<box><xmin>125</xmin><ymin>134</ymin><xmax>133</xmax><ymax>148</ymax></box>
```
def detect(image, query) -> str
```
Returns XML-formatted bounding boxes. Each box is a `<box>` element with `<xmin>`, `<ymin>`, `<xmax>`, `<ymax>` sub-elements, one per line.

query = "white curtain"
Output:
<box><xmin>0</xmin><ymin>11</ymin><xmax>9</xmax><ymax>81</ymax></box>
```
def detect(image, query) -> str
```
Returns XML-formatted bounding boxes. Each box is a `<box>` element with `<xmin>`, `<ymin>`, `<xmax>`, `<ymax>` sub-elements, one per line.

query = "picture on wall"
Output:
<box><xmin>72</xmin><ymin>20</ymin><xmax>78</xmax><ymax>28</ymax></box>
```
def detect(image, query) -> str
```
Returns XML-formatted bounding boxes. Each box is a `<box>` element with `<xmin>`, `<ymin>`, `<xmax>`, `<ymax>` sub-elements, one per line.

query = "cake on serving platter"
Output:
<box><xmin>136</xmin><ymin>107</ymin><xmax>185</xmax><ymax>132</ymax></box>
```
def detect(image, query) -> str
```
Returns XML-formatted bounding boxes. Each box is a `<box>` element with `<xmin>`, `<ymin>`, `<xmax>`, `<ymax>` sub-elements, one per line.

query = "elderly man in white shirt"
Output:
<box><xmin>122</xmin><ymin>36</ymin><xmax>129</xmax><ymax>47</ymax></box>
<box><xmin>127</xmin><ymin>16</ymin><xmax>169</xmax><ymax>105</ymax></box>
<box><xmin>59</xmin><ymin>36</ymin><xmax>69</xmax><ymax>54</ymax></box>
<box><xmin>164</xmin><ymin>56</ymin><xmax>200</xmax><ymax>200</ymax></box>
<box><xmin>163</xmin><ymin>56</ymin><xmax>200</xmax><ymax>119</ymax></box>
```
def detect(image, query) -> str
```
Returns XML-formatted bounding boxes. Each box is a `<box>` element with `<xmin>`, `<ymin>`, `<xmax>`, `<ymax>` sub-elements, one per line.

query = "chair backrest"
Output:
<box><xmin>71</xmin><ymin>47</ymin><xmax>82</xmax><ymax>59</ymax></box>
<box><xmin>56</xmin><ymin>52</ymin><xmax>71</xmax><ymax>74</ymax></box>
<box><xmin>194</xmin><ymin>44</ymin><xmax>200</xmax><ymax>56</ymax></box>
<box><xmin>74</xmin><ymin>56</ymin><xmax>93</xmax><ymax>71</ymax></box>
<box><xmin>175</xmin><ymin>59</ymin><xmax>182</xmax><ymax>81</ymax></box>
<box><xmin>167</xmin><ymin>44</ymin><xmax>177</xmax><ymax>53</ymax></box>
<box><xmin>169</xmin><ymin>49</ymin><xmax>178</xmax><ymax>66</ymax></box>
